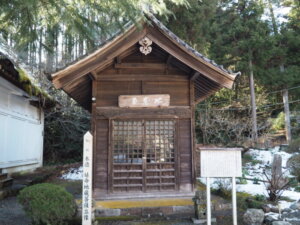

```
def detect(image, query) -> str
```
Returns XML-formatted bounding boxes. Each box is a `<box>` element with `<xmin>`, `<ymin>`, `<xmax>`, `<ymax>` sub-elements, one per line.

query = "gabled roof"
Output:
<box><xmin>0</xmin><ymin>39</ymin><xmax>55</xmax><ymax>109</ymax></box>
<box><xmin>51</xmin><ymin>15</ymin><xmax>239</xmax><ymax>110</ymax></box>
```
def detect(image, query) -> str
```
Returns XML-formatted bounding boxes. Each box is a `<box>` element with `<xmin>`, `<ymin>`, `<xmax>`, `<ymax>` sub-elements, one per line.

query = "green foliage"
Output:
<box><xmin>0</xmin><ymin>0</ymin><xmax>187</xmax><ymax>60</ymax></box>
<box><xmin>213</xmin><ymin>189</ymin><xmax>266</xmax><ymax>210</ymax></box>
<box><xmin>253</xmin><ymin>177</ymin><xmax>260</xmax><ymax>185</ymax></box>
<box><xmin>18</xmin><ymin>183</ymin><xmax>76</xmax><ymax>225</ymax></box>
<box><xmin>239</xmin><ymin>174</ymin><xmax>248</xmax><ymax>185</ymax></box>
<box><xmin>271</xmin><ymin>112</ymin><xmax>285</xmax><ymax>131</ymax></box>
<box><xmin>243</xmin><ymin>154</ymin><xmax>254</xmax><ymax>164</ymax></box>
<box><xmin>160</xmin><ymin>0</ymin><xmax>218</xmax><ymax>54</ymax></box>
<box><xmin>14</xmin><ymin>67</ymin><xmax>55</xmax><ymax>106</ymax></box>
<box><xmin>237</xmin><ymin>192</ymin><xmax>265</xmax><ymax>210</ymax></box>
<box><xmin>254</xmin><ymin>194</ymin><xmax>266</xmax><ymax>202</ymax></box>
<box><xmin>286</xmin><ymin>138</ymin><xmax>300</xmax><ymax>153</ymax></box>
<box><xmin>294</xmin><ymin>186</ymin><xmax>300</xmax><ymax>192</ymax></box>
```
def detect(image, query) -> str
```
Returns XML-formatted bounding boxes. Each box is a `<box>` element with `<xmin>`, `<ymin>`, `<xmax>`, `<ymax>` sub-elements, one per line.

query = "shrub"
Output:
<box><xmin>18</xmin><ymin>183</ymin><xmax>76</xmax><ymax>225</ymax></box>
<box><xmin>286</xmin><ymin>138</ymin><xmax>300</xmax><ymax>153</ymax></box>
<box><xmin>271</xmin><ymin>112</ymin><xmax>285</xmax><ymax>131</ymax></box>
<box><xmin>236</xmin><ymin>192</ymin><xmax>265</xmax><ymax>210</ymax></box>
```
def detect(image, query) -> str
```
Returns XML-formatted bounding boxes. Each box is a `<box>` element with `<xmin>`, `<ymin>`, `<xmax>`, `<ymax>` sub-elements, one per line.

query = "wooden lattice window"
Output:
<box><xmin>145</xmin><ymin>120</ymin><xmax>175</xmax><ymax>163</ymax></box>
<box><xmin>112</xmin><ymin>121</ymin><xmax>143</xmax><ymax>163</ymax></box>
<box><xmin>111</xmin><ymin>120</ymin><xmax>177</xmax><ymax>192</ymax></box>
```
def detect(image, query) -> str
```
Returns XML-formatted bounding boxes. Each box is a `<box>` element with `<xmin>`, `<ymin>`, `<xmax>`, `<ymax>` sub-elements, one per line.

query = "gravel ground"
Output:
<box><xmin>0</xmin><ymin>197</ymin><xmax>31</xmax><ymax>225</ymax></box>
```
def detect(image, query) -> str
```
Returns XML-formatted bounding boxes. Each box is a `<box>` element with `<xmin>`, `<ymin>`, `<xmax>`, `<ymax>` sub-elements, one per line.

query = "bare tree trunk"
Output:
<box><xmin>267</xmin><ymin>0</ymin><xmax>278</xmax><ymax>35</ymax></box>
<box><xmin>249</xmin><ymin>58</ymin><xmax>258</xmax><ymax>144</ymax></box>
<box><xmin>283</xmin><ymin>88</ymin><xmax>291</xmax><ymax>144</ymax></box>
<box><xmin>45</xmin><ymin>27</ymin><xmax>55</xmax><ymax>73</ymax></box>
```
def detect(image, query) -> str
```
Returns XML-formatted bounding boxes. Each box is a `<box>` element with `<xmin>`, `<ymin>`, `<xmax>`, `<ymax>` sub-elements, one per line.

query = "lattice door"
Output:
<box><xmin>111</xmin><ymin>120</ymin><xmax>176</xmax><ymax>193</ymax></box>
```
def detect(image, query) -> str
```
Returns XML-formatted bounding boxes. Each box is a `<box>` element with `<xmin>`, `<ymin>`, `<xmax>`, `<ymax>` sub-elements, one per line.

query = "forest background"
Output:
<box><xmin>0</xmin><ymin>0</ymin><xmax>299</xmax><ymax>164</ymax></box>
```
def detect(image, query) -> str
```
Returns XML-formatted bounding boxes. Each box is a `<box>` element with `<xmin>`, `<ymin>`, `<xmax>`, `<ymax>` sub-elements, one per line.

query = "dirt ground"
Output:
<box><xmin>0</xmin><ymin>197</ymin><xmax>31</xmax><ymax>225</ymax></box>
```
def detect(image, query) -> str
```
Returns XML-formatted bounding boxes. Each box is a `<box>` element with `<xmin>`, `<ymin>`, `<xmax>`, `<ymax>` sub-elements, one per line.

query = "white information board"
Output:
<box><xmin>200</xmin><ymin>148</ymin><xmax>242</xmax><ymax>178</ymax></box>
<box><xmin>199</xmin><ymin>147</ymin><xmax>242</xmax><ymax>225</ymax></box>
<box><xmin>82</xmin><ymin>131</ymin><xmax>93</xmax><ymax>225</ymax></box>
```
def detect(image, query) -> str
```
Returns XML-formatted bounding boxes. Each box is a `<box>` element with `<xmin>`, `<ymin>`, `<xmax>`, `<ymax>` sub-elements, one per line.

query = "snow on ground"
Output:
<box><xmin>200</xmin><ymin>146</ymin><xmax>300</xmax><ymax>208</ymax></box>
<box><xmin>60</xmin><ymin>166</ymin><xmax>83</xmax><ymax>180</ymax></box>
<box><xmin>236</xmin><ymin>146</ymin><xmax>300</xmax><ymax>208</ymax></box>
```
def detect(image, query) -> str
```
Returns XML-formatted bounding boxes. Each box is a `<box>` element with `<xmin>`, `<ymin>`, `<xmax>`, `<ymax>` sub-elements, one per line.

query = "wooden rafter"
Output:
<box><xmin>114</xmin><ymin>63</ymin><xmax>166</xmax><ymax>69</ymax></box>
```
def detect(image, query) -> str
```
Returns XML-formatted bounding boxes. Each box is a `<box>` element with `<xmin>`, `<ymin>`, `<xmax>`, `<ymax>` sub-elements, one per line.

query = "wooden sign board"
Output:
<box><xmin>82</xmin><ymin>131</ymin><xmax>93</xmax><ymax>225</ymax></box>
<box><xmin>119</xmin><ymin>94</ymin><xmax>170</xmax><ymax>108</ymax></box>
<box><xmin>200</xmin><ymin>148</ymin><xmax>242</xmax><ymax>178</ymax></box>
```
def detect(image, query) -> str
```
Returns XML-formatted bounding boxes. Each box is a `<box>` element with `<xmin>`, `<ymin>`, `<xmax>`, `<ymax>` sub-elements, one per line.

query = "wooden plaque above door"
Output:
<box><xmin>119</xmin><ymin>94</ymin><xmax>170</xmax><ymax>108</ymax></box>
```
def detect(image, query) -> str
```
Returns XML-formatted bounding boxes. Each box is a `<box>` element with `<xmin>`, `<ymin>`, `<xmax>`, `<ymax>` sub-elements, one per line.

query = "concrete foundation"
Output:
<box><xmin>83</xmin><ymin>197</ymin><xmax>195</xmax><ymax>218</ymax></box>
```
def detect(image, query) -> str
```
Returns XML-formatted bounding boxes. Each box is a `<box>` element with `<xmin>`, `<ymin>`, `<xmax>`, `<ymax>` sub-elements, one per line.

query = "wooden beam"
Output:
<box><xmin>89</xmin><ymin>72</ymin><xmax>96</xmax><ymax>80</ymax></box>
<box><xmin>114</xmin><ymin>63</ymin><xmax>166</xmax><ymax>69</ymax></box>
<box><xmin>146</xmin><ymin>26</ymin><xmax>235</xmax><ymax>89</ymax></box>
<box><xmin>190</xmin><ymin>72</ymin><xmax>200</xmax><ymax>81</ymax></box>
<box><xmin>96</xmin><ymin>107</ymin><xmax>191</xmax><ymax>119</ymax></box>
<box><xmin>96</xmin><ymin>74</ymin><xmax>189</xmax><ymax>81</ymax></box>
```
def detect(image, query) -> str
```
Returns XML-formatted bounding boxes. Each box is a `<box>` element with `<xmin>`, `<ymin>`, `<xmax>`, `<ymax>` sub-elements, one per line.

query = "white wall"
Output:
<box><xmin>0</xmin><ymin>77</ymin><xmax>44</xmax><ymax>173</ymax></box>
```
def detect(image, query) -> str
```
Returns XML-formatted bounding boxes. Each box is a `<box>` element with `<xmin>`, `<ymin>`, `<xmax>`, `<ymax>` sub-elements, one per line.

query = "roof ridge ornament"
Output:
<box><xmin>139</xmin><ymin>37</ymin><xmax>152</xmax><ymax>55</ymax></box>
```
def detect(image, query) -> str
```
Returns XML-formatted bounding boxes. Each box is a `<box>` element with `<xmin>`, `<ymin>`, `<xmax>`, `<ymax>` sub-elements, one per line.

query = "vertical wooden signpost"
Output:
<box><xmin>82</xmin><ymin>131</ymin><xmax>93</xmax><ymax>225</ymax></box>
<box><xmin>200</xmin><ymin>148</ymin><xmax>242</xmax><ymax>225</ymax></box>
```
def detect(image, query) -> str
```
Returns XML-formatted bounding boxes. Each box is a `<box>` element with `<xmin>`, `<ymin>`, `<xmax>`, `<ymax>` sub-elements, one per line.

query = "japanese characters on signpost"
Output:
<box><xmin>119</xmin><ymin>94</ymin><xmax>170</xmax><ymax>108</ymax></box>
<box><xmin>82</xmin><ymin>131</ymin><xmax>93</xmax><ymax>225</ymax></box>
<box><xmin>200</xmin><ymin>148</ymin><xmax>243</xmax><ymax>225</ymax></box>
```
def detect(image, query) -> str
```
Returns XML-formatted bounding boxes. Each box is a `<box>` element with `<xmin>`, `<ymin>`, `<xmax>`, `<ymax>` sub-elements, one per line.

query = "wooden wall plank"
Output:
<box><xmin>94</xmin><ymin>120</ymin><xmax>109</xmax><ymax>192</ymax></box>
<box><xmin>178</xmin><ymin>119</ymin><xmax>192</xmax><ymax>192</ymax></box>
<box><xmin>96</xmin><ymin>80</ymin><xmax>190</xmax><ymax>107</ymax></box>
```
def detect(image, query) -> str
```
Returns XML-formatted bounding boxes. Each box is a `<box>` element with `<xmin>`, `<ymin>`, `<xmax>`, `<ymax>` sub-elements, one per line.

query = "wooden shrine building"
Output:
<box><xmin>51</xmin><ymin>15</ymin><xmax>238</xmax><ymax>200</ymax></box>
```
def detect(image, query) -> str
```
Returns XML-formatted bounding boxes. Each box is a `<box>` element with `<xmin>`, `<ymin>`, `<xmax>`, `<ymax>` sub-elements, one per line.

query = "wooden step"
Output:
<box><xmin>0</xmin><ymin>173</ymin><xmax>8</xmax><ymax>181</ymax></box>
<box><xmin>0</xmin><ymin>178</ymin><xmax>13</xmax><ymax>189</ymax></box>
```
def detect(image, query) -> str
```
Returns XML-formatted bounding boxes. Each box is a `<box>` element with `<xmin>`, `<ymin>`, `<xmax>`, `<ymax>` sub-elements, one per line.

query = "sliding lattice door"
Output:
<box><xmin>111</xmin><ymin>120</ymin><xmax>176</xmax><ymax>193</ymax></box>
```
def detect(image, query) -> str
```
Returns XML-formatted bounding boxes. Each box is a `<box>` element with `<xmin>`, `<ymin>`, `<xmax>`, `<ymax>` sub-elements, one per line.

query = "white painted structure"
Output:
<box><xmin>0</xmin><ymin>76</ymin><xmax>44</xmax><ymax>173</ymax></box>
<box><xmin>82</xmin><ymin>131</ymin><xmax>93</xmax><ymax>225</ymax></box>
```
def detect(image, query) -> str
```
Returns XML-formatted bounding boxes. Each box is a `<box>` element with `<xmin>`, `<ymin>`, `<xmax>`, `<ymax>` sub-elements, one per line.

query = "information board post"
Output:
<box><xmin>206</xmin><ymin>177</ymin><xmax>211</xmax><ymax>225</ymax></box>
<box><xmin>232</xmin><ymin>177</ymin><xmax>237</xmax><ymax>225</ymax></box>
<box><xmin>82</xmin><ymin>131</ymin><xmax>93</xmax><ymax>225</ymax></box>
<box><xmin>200</xmin><ymin>148</ymin><xmax>243</xmax><ymax>225</ymax></box>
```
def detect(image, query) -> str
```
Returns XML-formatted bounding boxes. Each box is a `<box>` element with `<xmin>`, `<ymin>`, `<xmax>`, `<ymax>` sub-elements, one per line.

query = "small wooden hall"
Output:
<box><xmin>51</xmin><ymin>14</ymin><xmax>238</xmax><ymax>201</ymax></box>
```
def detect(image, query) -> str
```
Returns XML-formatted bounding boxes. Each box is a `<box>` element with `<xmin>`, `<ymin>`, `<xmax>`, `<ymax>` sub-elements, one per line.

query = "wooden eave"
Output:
<box><xmin>51</xmin><ymin>17</ymin><xmax>238</xmax><ymax>110</ymax></box>
<box><xmin>52</xmin><ymin>24</ymin><xmax>146</xmax><ymax>89</ymax></box>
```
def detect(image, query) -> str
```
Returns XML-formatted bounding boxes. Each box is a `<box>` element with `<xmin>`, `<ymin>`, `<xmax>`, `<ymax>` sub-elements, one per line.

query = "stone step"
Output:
<box><xmin>0</xmin><ymin>173</ymin><xmax>8</xmax><ymax>181</ymax></box>
<box><xmin>0</xmin><ymin>178</ymin><xmax>14</xmax><ymax>189</ymax></box>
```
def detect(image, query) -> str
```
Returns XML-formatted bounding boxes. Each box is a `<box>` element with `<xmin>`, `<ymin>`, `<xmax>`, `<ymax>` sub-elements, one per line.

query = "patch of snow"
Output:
<box><xmin>237</xmin><ymin>182</ymin><xmax>267</xmax><ymax>196</ymax></box>
<box><xmin>282</xmin><ymin>190</ymin><xmax>300</xmax><ymax>201</ymax></box>
<box><xmin>234</xmin><ymin>146</ymin><xmax>299</xmax><ymax>208</ymax></box>
<box><xmin>60</xmin><ymin>166</ymin><xmax>83</xmax><ymax>180</ymax></box>
<box><xmin>265</xmin><ymin>212</ymin><xmax>280</xmax><ymax>220</ymax></box>
<box><xmin>286</xmin><ymin>217</ymin><xmax>300</xmax><ymax>222</ymax></box>
<box><xmin>279</xmin><ymin>200</ymin><xmax>294</xmax><ymax>210</ymax></box>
